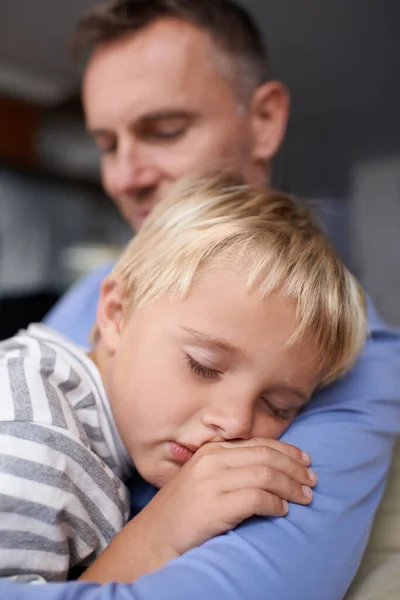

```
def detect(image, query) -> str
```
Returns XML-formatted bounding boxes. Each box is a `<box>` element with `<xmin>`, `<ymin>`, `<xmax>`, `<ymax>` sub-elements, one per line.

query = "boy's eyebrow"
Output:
<box><xmin>268</xmin><ymin>387</ymin><xmax>310</xmax><ymax>405</ymax></box>
<box><xmin>182</xmin><ymin>327</ymin><xmax>316</xmax><ymax>400</ymax></box>
<box><xmin>181</xmin><ymin>326</ymin><xmax>243</xmax><ymax>356</ymax></box>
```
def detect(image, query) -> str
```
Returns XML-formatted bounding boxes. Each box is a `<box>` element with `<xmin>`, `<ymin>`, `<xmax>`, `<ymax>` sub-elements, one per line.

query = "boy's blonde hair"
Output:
<box><xmin>108</xmin><ymin>173</ymin><xmax>367</xmax><ymax>386</ymax></box>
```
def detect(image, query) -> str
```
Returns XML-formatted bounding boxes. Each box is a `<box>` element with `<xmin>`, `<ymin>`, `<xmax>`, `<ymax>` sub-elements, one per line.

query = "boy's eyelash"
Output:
<box><xmin>184</xmin><ymin>358</ymin><xmax>293</xmax><ymax>419</ymax></box>
<box><xmin>261</xmin><ymin>398</ymin><xmax>291</xmax><ymax>421</ymax></box>
<box><xmin>274</xmin><ymin>409</ymin><xmax>291</xmax><ymax>421</ymax></box>
<box><xmin>185</xmin><ymin>355</ymin><xmax>220</xmax><ymax>380</ymax></box>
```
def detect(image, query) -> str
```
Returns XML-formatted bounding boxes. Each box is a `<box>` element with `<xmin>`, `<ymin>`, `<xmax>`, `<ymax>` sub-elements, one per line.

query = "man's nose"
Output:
<box><xmin>114</xmin><ymin>147</ymin><xmax>161</xmax><ymax>197</ymax></box>
<box><xmin>201</xmin><ymin>395</ymin><xmax>254</xmax><ymax>441</ymax></box>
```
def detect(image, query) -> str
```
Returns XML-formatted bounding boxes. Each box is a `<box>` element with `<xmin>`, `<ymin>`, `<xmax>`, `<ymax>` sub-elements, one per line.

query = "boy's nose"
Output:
<box><xmin>201</xmin><ymin>398</ymin><xmax>254</xmax><ymax>441</ymax></box>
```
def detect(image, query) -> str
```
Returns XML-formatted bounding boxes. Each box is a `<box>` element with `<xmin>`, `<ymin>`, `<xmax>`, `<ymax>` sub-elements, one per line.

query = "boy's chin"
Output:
<box><xmin>136</xmin><ymin>458</ymin><xmax>181</xmax><ymax>489</ymax></box>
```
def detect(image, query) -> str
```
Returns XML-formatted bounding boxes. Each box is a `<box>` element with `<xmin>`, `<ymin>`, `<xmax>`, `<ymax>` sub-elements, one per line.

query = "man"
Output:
<box><xmin>30</xmin><ymin>1</ymin><xmax>399</xmax><ymax>599</ymax></box>
<box><xmin>44</xmin><ymin>0</ymin><xmax>288</xmax><ymax>346</ymax></box>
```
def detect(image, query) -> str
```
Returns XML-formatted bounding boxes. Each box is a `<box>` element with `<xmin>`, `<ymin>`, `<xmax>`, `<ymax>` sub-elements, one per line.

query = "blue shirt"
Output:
<box><xmin>7</xmin><ymin>266</ymin><xmax>399</xmax><ymax>599</ymax></box>
<box><xmin>44</xmin><ymin>263</ymin><xmax>115</xmax><ymax>347</ymax></box>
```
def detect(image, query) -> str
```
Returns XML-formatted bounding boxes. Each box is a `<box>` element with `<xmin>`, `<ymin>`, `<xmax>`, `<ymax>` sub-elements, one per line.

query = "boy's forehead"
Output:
<box><xmin>148</xmin><ymin>273</ymin><xmax>321</xmax><ymax>389</ymax></box>
<box><xmin>164</xmin><ymin>266</ymin><xmax>296</xmax><ymax>335</ymax></box>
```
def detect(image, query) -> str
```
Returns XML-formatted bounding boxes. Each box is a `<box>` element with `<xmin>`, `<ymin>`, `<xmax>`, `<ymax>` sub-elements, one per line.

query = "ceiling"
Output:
<box><xmin>0</xmin><ymin>0</ymin><xmax>398</xmax><ymax>111</ymax></box>
<box><xmin>0</xmin><ymin>0</ymin><xmax>95</xmax><ymax>105</ymax></box>
<box><xmin>0</xmin><ymin>0</ymin><xmax>399</xmax><ymax>192</ymax></box>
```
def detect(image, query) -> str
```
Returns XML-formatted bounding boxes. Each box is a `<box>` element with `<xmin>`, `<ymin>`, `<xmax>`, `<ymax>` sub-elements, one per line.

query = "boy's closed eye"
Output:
<box><xmin>259</xmin><ymin>397</ymin><xmax>297</xmax><ymax>422</ymax></box>
<box><xmin>184</xmin><ymin>354</ymin><xmax>303</xmax><ymax>422</ymax></box>
<box><xmin>184</xmin><ymin>354</ymin><xmax>221</xmax><ymax>380</ymax></box>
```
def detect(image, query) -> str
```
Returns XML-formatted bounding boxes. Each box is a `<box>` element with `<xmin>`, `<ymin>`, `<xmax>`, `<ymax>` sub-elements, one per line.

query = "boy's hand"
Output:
<box><xmin>80</xmin><ymin>438</ymin><xmax>316</xmax><ymax>583</ymax></box>
<box><xmin>138</xmin><ymin>437</ymin><xmax>316</xmax><ymax>558</ymax></box>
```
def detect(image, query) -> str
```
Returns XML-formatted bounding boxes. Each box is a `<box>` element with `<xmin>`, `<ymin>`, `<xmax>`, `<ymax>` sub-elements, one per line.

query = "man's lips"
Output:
<box><xmin>135</xmin><ymin>210</ymin><xmax>152</xmax><ymax>222</ymax></box>
<box><xmin>168</xmin><ymin>441</ymin><xmax>196</xmax><ymax>463</ymax></box>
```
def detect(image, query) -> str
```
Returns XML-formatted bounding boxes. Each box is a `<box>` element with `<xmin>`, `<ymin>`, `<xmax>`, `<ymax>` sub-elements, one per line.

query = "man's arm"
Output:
<box><xmin>43</xmin><ymin>263</ymin><xmax>114</xmax><ymax>347</ymax></box>
<box><xmin>4</xmin><ymin>303</ymin><xmax>400</xmax><ymax>599</ymax></box>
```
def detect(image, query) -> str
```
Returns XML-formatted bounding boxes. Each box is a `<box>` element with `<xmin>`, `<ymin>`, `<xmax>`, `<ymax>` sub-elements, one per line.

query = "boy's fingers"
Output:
<box><xmin>197</xmin><ymin>445</ymin><xmax>316</xmax><ymax>487</ymax></box>
<box><xmin>225</xmin><ymin>488</ymin><xmax>289</xmax><ymax>521</ymax></box>
<box><xmin>218</xmin><ymin>437</ymin><xmax>311</xmax><ymax>466</ymax></box>
<box><xmin>220</xmin><ymin>465</ymin><xmax>313</xmax><ymax>505</ymax></box>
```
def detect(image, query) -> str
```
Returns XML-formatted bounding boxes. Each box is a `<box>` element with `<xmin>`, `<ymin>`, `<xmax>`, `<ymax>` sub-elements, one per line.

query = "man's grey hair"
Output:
<box><xmin>72</xmin><ymin>0</ymin><xmax>271</xmax><ymax>103</ymax></box>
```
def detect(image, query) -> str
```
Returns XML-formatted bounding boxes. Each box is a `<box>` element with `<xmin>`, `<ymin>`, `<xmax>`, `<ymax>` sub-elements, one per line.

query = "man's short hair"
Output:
<box><xmin>73</xmin><ymin>0</ymin><xmax>270</xmax><ymax>101</ymax></box>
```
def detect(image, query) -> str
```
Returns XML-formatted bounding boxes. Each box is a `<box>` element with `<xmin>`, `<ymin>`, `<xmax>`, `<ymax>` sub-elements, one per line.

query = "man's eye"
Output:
<box><xmin>151</xmin><ymin>129</ymin><xmax>185</xmax><ymax>140</ymax></box>
<box><xmin>185</xmin><ymin>354</ymin><xmax>220</xmax><ymax>380</ymax></box>
<box><xmin>96</xmin><ymin>142</ymin><xmax>117</xmax><ymax>155</ymax></box>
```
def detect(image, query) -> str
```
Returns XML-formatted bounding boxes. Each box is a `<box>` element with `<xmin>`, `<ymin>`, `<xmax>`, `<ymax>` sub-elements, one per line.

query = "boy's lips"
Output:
<box><xmin>168</xmin><ymin>441</ymin><xmax>196</xmax><ymax>463</ymax></box>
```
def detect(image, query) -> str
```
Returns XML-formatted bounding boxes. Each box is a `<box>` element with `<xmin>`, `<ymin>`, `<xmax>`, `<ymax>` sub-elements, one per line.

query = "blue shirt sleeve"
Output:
<box><xmin>14</xmin><ymin>302</ymin><xmax>399</xmax><ymax>600</ymax></box>
<box><xmin>43</xmin><ymin>263</ymin><xmax>115</xmax><ymax>348</ymax></box>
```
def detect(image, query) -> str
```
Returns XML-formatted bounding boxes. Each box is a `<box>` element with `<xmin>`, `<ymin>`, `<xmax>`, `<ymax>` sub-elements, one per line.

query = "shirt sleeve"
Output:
<box><xmin>0</xmin><ymin>349</ymin><xmax>128</xmax><ymax>583</ymax></box>
<box><xmin>0</xmin><ymin>419</ymin><xmax>128</xmax><ymax>583</ymax></box>
<box><xmin>43</xmin><ymin>263</ymin><xmax>115</xmax><ymax>348</ymax></box>
<box><xmin>4</xmin><ymin>304</ymin><xmax>400</xmax><ymax>599</ymax></box>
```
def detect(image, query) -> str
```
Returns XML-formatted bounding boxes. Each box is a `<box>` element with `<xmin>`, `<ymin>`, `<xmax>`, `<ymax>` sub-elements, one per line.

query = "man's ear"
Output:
<box><xmin>96</xmin><ymin>276</ymin><xmax>128</xmax><ymax>354</ymax></box>
<box><xmin>249</xmin><ymin>81</ymin><xmax>290</xmax><ymax>164</ymax></box>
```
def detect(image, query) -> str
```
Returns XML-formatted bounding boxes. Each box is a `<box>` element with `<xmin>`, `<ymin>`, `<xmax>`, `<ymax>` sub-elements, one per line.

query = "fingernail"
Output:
<box><xmin>302</xmin><ymin>451</ymin><xmax>311</xmax><ymax>464</ymax></box>
<box><xmin>302</xmin><ymin>485</ymin><xmax>313</xmax><ymax>499</ymax></box>
<box><xmin>307</xmin><ymin>469</ymin><xmax>317</xmax><ymax>483</ymax></box>
<box><xmin>282</xmin><ymin>500</ymin><xmax>289</xmax><ymax>513</ymax></box>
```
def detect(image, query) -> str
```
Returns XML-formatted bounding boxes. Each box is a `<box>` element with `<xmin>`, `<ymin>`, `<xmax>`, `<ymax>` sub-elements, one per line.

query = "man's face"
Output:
<box><xmin>99</xmin><ymin>267</ymin><xmax>321</xmax><ymax>488</ymax></box>
<box><xmin>83</xmin><ymin>18</ymin><xmax>274</xmax><ymax>230</ymax></box>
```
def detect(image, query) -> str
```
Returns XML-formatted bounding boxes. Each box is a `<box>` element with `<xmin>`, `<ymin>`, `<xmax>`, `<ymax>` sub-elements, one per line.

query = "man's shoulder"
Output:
<box><xmin>44</xmin><ymin>262</ymin><xmax>115</xmax><ymax>347</ymax></box>
<box><xmin>308</xmin><ymin>298</ymin><xmax>400</xmax><ymax>421</ymax></box>
<box><xmin>364</xmin><ymin>298</ymin><xmax>400</xmax><ymax>364</ymax></box>
<box><xmin>58</xmin><ymin>262</ymin><xmax>115</xmax><ymax>304</ymax></box>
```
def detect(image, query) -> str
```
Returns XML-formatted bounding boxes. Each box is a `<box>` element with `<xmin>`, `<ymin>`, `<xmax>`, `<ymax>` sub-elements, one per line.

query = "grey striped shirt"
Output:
<box><xmin>0</xmin><ymin>324</ymin><xmax>133</xmax><ymax>582</ymax></box>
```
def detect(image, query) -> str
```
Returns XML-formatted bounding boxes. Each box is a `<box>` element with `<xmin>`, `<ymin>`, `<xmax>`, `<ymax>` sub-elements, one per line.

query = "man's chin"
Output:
<box><xmin>129</xmin><ymin>210</ymin><xmax>153</xmax><ymax>231</ymax></box>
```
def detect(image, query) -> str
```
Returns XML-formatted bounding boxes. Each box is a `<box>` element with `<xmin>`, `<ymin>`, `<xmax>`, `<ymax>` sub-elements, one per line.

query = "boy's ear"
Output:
<box><xmin>96</xmin><ymin>276</ymin><xmax>128</xmax><ymax>354</ymax></box>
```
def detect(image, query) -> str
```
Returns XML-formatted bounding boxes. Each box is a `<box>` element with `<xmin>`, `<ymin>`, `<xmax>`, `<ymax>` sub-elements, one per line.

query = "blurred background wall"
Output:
<box><xmin>0</xmin><ymin>0</ymin><xmax>399</xmax><ymax>337</ymax></box>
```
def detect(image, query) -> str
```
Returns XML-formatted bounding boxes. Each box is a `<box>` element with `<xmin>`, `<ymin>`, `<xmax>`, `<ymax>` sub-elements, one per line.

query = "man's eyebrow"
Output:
<box><xmin>137</xmin><ymin>109</ymin><xmax>197</xmax><ymax>122</ymax></box>
<box><xmin>88</xmin><ymin>127</ymin><xmax>112</xmax><ymax>138</ymax></box>
<box><xmin>181</xmin><ymin>326</ymin><xmax>243</xmax><ymax>356</ymax></box>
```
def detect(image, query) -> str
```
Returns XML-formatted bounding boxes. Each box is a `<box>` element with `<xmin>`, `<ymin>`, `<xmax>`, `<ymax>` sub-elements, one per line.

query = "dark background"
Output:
<box><xmin>0</xmin><ymin>0</ymin><xmax>399</xmax><ymax>336</ymax></box>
